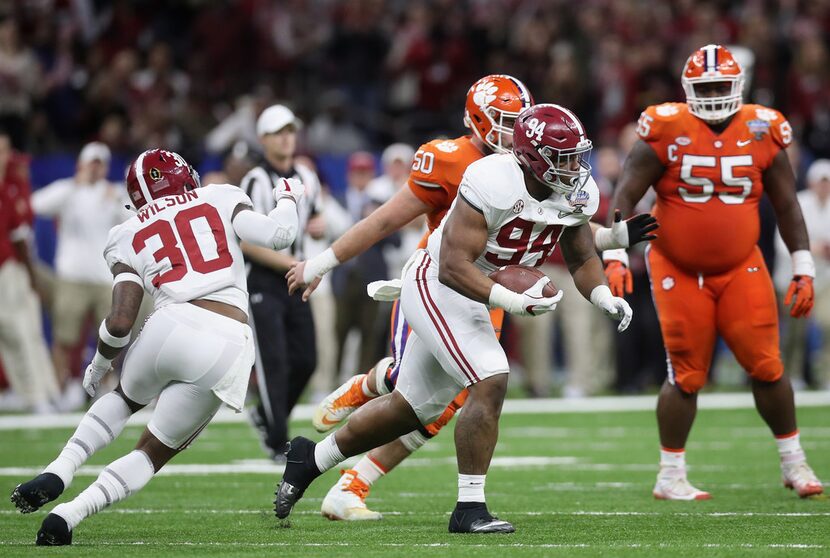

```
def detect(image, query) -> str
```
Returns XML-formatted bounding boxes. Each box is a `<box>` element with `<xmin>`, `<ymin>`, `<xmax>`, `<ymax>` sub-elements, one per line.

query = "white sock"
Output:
<box><xmin>660</xmin><ymin>448</ymin><xmax>686</xmax><ymax>469</ymax></box>
<box><xmin>43</xmin><ymin>393</ymin><xmax>131</xmax><ymax>488</ymax></box>
<box><xmin>52</xmin><ymin>450</ymin><xmax>154</xmax><ymax>530</ymax></box>
<box><xmin>314</xmin><ymin>434</ymin><xmax>345</xmax><ymax>473</ymax></box>
<box><xmin>458</xmin><ymin>474</ymin><xmax>486</xmax><ymax>503</ymax></box>
<box><xmin>399</xmin><ymin>430</ymin><xmax>429</xmax><ymax>453</ymax></box>
<box><xmin>359</xmin><ymin>375</ymin><xmax>377</xmax><ymax>398</ymax></box>
<box><xmin>353</xmin><ymin>455</ymin><xmax>386</xmax><ymax>486</ymax></box>
<box><xmin>776</xmin><ymin>431</ymin><xmax>805</xmax><ymax>462</ymax></box>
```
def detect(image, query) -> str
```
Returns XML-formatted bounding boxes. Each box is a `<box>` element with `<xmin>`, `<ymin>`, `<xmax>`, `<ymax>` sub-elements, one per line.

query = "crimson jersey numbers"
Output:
<box><xmin>484</xmin><ymin>217</ymin><xmax>562</xmax><ymax>267</ymax></box>
<box><xmin>132</xmin><ymin>203</ymin><xmax>233</xmax><ymax>287</ymax></box>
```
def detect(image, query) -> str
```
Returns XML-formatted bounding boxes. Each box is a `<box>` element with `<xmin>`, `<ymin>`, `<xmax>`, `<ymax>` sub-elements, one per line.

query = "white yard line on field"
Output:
<box><xmin>0</xmin><ymin>541</ymin><xmax>825</xmax><ymax>549</ymax></box>
<box><xmin>2</xmin><ymin>391</ymin><xmax>828</xmax><ymax>431</ymax></box>
<box><xmin>0</xmin><ymin>455</ymin><xmax>733</xmax><ymax>477</ymax></box>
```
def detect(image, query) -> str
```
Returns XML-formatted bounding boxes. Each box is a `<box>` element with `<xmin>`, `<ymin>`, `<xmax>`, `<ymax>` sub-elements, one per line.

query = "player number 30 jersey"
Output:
<box><xmin>427</xmin><ymin>154</ymin><xmax>599</xmax><ymax>275</ymax></box>
<box><xmin>104</xmin><ymin>183</ymin><xmax>253</xmax><ymax>312</ymax></box>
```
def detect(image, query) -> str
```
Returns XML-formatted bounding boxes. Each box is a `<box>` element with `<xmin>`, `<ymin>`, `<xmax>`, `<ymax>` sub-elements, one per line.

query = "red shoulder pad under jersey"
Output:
<box><xmin>741</xmin><ymin>104</ymin><xmax>792</xmax><ymax>151</ymax></box>
<box><xmin>635</xmin><ymin>103</ymin><xmax>689</xmax><ymax>165</ymax></box>
<box><xmin>407</xmin><ymin>136</ymin><xmax>484</xmax><ymax>211</ymax></box>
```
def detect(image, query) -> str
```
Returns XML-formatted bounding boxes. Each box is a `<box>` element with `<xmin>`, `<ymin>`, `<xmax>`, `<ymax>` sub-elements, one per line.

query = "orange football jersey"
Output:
<box><xmin>637</xmin><ymin>103</ymin><xmax>792</xmax><ymax>274</ymax></box>
<box><xmin>408</xmin><ymin>135</ymin><xmax>486</xmax><ymax>247</ymax></box>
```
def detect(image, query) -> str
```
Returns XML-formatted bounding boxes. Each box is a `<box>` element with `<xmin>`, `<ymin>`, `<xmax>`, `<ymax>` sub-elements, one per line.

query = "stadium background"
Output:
<box><xmin>3</xmin><ymin>0</ymin><xmax>830</xmax><ymax>401</ymax></box>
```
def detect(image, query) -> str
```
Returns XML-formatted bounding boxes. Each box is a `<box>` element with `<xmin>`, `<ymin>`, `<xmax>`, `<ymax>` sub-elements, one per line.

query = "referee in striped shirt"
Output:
<box><xmin>241</xmin><ymin>105</ymin><xmax>323</xmax><ymax>460</ymax></box>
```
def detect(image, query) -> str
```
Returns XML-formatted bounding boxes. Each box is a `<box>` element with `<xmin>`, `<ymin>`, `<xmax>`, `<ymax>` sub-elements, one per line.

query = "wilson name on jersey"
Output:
<box><xmin>427</xmin><ymin>154</ymin><xmax>598</xmax><ymax>275</ymax></box>
<box><xmin>637</xmin><ymin>102</ymin><xmax>791</xmax><ymax>275</ymax></box>
<box><xmin>104</xmin><ymin>183</ymin><xmax>253</xmax><ymax>312</ymax></box>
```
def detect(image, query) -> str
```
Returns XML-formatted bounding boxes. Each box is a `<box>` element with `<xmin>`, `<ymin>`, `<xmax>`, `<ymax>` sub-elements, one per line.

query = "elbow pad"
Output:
<box><xmin>232</xmin><ymin>199</ymin><xmax>299</xmax><ymax>250</ymax></box>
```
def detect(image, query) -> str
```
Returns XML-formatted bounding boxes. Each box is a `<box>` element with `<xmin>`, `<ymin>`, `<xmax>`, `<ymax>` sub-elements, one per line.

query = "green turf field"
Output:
<box><xmin>1</xmin><ymin>405</ymin><xmax>828</xmax><ymax>557</ymax></box>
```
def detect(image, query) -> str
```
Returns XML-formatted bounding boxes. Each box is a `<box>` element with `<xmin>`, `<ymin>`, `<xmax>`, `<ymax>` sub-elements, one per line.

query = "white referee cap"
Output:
<box><xmin>257</xmin><ymin>105</ymin><xmax>302</xmax><ymax>136</ymax></box>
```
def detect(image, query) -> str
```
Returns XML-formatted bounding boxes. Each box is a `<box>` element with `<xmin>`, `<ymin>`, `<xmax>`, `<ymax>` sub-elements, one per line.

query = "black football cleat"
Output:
<box><xmin>274</xmin><ymin>436</ymin><xmax>321</xmax><ymax>519</ymax></box>
<box><xmin>11</xmin><ymin>473</ymin><xmax>65</xmax><ymax>514</ymax></box>
<box><xmin>36</xmin><ymin>513</ymin><xmax>72</xmax><ymax>546</ymax></box>
<box><xmin>448</xmin><ymin>502</ymin><xmax>515</xmax><ymax>534</ymax></box>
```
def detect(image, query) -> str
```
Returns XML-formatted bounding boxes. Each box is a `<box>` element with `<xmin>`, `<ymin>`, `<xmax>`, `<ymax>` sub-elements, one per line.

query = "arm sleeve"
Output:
<box><xmin>232</xmin><ymin>198</ymin><xmax>299</xmax><ymax>250</ymax></box>
<box><xmin>31</xmin><ymin>181</ymin><xmax>72</xmax><ymax>216</ymax></box>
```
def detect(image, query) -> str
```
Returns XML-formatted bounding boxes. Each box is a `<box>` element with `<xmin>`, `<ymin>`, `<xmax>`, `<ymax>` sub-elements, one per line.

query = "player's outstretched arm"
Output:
<box><xmin>764</xmin><ymin>149</ymin><xmax>815</xmax><ymax>318</ymax></box>
<box><xmin>287</xmin><ymin>185</ymin><xmax>431</xmax><ymax>299</ymax></box>
<box><xmin>561</xmin><ymin>223</ymin><xmax>632</xmax><ymax>332</ymax></box>
<box><xmin>602</xmin><ymin>140</ymin><xmax>665</xmax><ymax>295</ymax></box>
<box><xmin>608</xmin><ymin>140</ymin><xmax>664</xmax><ymax>223</ymax></box>
<box><xmin>83</xmin><ymin>263</ymin><xmax>144</xmax><ymax>396</ymax></box>
<box><xmin>232</xmin><ymin>200</ymin><xmax>300</xmax><ymax>251</ymax></box>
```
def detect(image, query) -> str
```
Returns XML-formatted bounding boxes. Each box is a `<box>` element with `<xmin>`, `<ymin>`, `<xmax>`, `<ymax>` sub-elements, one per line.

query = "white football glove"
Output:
<box><xmin>274</xmin><ymin>177</ymin><xmax>305</xmax><ymax>204</ymax></box>
<box><xmin>590</xmin><ymin>285</ymin><xmax>633</xmax><ymax>332</ymax></box>
<box><xmin>489</xmin><ymin>277</ymin><xmax>564</xmax><ymax>317</ymax></box>
<box><xmin>82</xmin><ymin>354</ymin><xmax>112</xmax><ymax>397</ymax></box>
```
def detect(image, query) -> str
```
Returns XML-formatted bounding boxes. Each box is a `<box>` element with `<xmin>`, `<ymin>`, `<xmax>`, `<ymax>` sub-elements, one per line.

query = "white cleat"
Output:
<box><xmin>653</xmin><ymin>467</ymin><xmax>711</xmax><ymax>501</ymax></box>
<box><xmin>321</xmin><ymin>469</ymin><xmax>382</xmax><ymax>521</ymax></box>
<box><xmin>782</xmin><ymin>459</ymin><xmax>823</xmax><ymax>498</ymax></box>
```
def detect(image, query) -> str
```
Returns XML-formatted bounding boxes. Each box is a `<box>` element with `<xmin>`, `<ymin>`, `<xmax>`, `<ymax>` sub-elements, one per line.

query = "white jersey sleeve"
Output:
<box><xmin>201</xmin><ymin>183</ymin><xmax>254</xmax><ymax>229</ymax></box>
<box><xmin>103</xmin><ymin>222</ymin><xmax>134</xmax><ymax>272</ymax></box>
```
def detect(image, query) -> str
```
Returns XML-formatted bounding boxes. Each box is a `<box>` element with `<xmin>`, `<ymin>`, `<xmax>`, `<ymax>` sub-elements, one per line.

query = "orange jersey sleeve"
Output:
<box><xmin>635</xmin><ymin>102</ymin><xmax>688</xmax><ymax>165</ymax></box>
<box><xmin>642</xmin><ymin>103</ymin><xmax>791</xmax><ymax>275</ymax></box>
<box><xmin>407</xmin><ymin>136</ymin><xmax>485</xmax><ymax>232</ymax></box>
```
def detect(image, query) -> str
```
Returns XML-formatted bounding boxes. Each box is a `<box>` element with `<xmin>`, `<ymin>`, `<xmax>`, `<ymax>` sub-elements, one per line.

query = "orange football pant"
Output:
<box><xmin>647</xmin><ymin>245</ymin><xmax>783</xmax><ymax>393</ymax></box>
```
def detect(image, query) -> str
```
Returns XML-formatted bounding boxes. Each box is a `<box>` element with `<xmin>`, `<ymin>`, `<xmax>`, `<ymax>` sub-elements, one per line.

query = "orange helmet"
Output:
<box><xmin>681</xmin><ymin>44</ymin><xmax>744</xmax><ymax>123</ymax></box>
<box><xmin>464</xmin><ymin>75</ymin><xmax>534</xmax><ymax>154</ymax></box>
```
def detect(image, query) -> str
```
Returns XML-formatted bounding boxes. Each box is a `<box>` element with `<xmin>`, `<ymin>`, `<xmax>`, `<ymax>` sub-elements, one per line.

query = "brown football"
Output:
<box><xmin>489</xmin><ymin>265</ymin><xmax>557</xmax><ymax>296</ymax></box>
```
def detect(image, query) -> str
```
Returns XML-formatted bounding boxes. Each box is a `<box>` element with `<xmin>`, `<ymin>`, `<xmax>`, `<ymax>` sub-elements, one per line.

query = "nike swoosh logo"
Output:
<box><xmin>320</xmin><ymin>416</ymin><xmax>340</xmax><ymax>425</ymax></box>
<box><xmin>737</xmin><ymin>139</ymin><xmax>752</xmax><ymax>147</ymax></box>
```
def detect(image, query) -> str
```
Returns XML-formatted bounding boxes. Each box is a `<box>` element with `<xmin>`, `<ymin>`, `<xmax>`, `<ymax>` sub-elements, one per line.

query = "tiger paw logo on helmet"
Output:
<box><xmin>473</xmin><ymin>81</ymin><xmax>499</xmax><ymax>108</ymax></box>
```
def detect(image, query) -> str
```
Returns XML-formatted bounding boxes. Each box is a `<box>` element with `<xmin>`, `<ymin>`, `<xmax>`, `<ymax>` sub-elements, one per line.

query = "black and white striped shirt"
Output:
<box><xmin>241</xmin><ymin>160</ymin><xmax>322</xmax><ymax>261</ymax></box>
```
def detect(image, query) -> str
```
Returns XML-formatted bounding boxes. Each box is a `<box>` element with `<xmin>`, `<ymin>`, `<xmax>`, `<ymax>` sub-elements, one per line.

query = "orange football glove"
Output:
<box><xmin>604</xmin><ymin>260</ymin><xmax>633</xmax><ymax>297</ymax></box>
<box><xmin>784</xmin><ymin>276</ymin><xmax>814</xmax><ymax>318</ymax></box>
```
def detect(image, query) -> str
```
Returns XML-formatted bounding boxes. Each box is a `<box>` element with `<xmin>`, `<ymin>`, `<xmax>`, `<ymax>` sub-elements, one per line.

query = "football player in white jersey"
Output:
<box><xmin>274</xmin><ymin>104</ymin><xmax>633</xmax><ymax>533</ymax></box>
<box><xmin>11</xmin><ymin>148</ymin><xmax>304</xmax><ymax>546</ymax></box>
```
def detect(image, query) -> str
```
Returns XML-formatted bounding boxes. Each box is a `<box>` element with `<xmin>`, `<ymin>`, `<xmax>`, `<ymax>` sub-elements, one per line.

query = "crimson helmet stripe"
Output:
<box><xmin>549</xmin><ymin>103</ymin><xmax>585</xmax><ymax>139</ymax></box>
<box><xmin>133</xmin><ymin>150</ymin><xmax>153</xmax><ymax>205</ymax></box>
<box><xmin>507</xmin><ymin>76</ymin><xmax>532</xmax><ymax>108</ymax></box>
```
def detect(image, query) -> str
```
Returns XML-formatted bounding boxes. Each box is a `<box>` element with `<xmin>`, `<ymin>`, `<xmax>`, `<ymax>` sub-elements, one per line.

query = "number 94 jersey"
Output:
<box><xmin>636</xmin><ymin>102</ymin><xmax>791</xmax><ymax>275</ymax></box>
<box><xmin>104</xmin><ymin>183</ymin><xmax>253</xmax><ymax>312</ymax></box>
<box><xmin>426</xmin><ymin>153</ymin><xmax>599</xmax><ymax>275</ymax></box>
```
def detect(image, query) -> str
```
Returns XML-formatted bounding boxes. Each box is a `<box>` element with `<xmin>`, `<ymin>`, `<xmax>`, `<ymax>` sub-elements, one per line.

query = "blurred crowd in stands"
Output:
<box><xmin>1</xmin><ymin>0</ymin><xmax>830</xmax><ymax>413</ymax></box>
<box><xmin>1</xmin><ymin>0</ymin><xmax>829</xmax><ymax>161</ymax></box>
